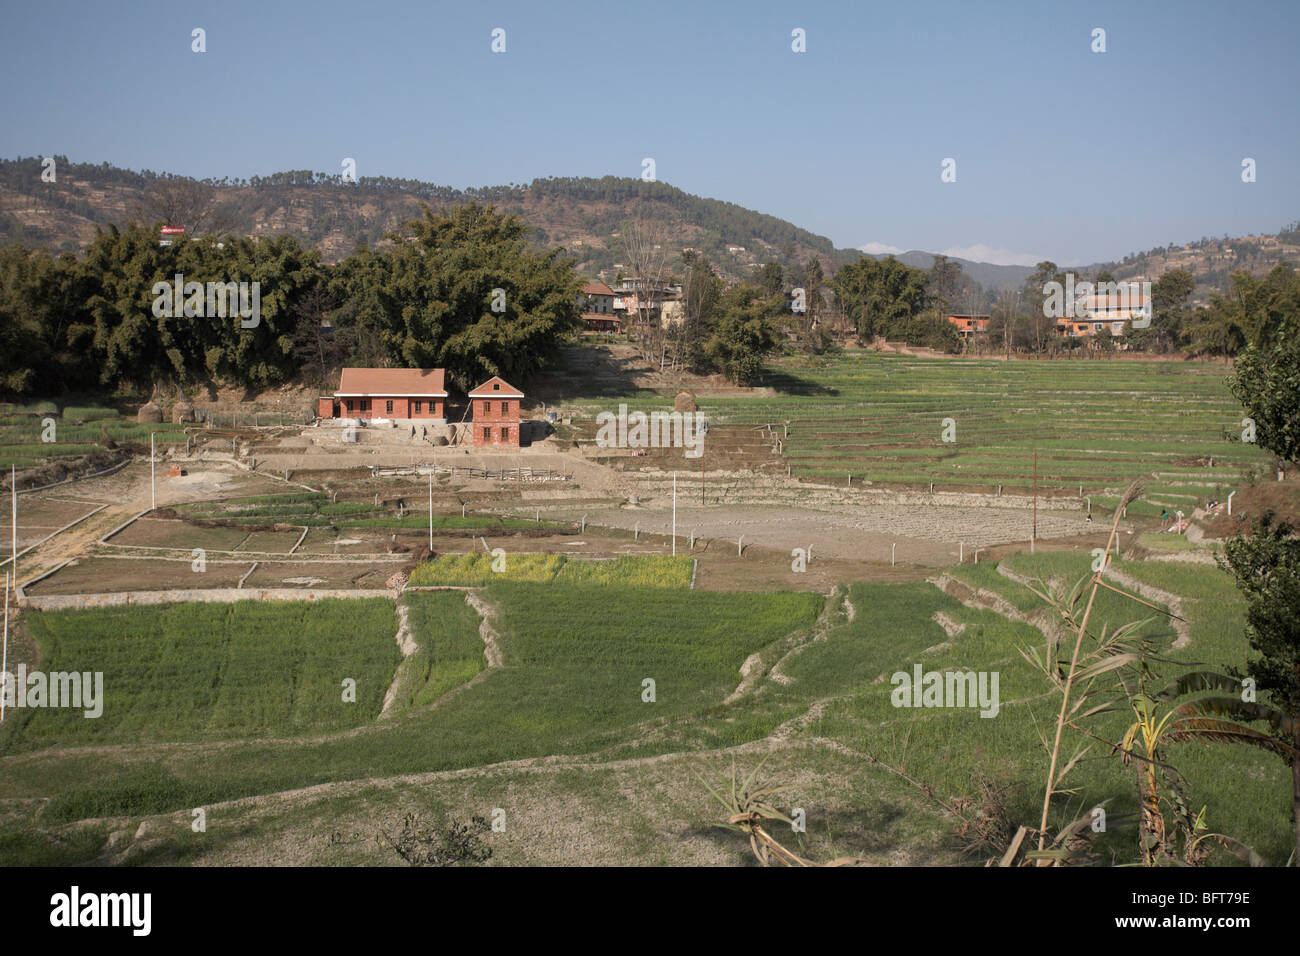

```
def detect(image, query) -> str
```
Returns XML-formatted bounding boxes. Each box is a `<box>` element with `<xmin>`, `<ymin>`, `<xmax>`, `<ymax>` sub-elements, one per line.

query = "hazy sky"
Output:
<box><xmin>2</xmin><ymin>0</ymin><xmax>1296</xmax><ymax>265</ymax></box>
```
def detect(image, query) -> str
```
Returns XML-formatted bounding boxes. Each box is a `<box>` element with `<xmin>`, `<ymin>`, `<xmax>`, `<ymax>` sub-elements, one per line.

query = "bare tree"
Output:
<box><xmin>620</xmin><ymin>219</ymin><xmax>670</xmax><ymax>359</ymax></box>
<box><xmin>132</xmin><ymin>177</ymin><xmax>237</xmax><ymax>236</ymax></box>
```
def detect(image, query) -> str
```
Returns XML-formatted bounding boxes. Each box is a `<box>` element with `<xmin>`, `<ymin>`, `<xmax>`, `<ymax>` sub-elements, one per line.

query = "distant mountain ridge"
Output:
<box><xmin>0</xmin><ymin>156</ymin><xmax>860</xmax><ymax>282</ymax></box>
<box><xmin>860</xmin><ymin>250</ymin><xmax>1034</xmax><ymax>293</ymax></box>
<box><xmin>1</xmin><ymin>156</ymin><xmax>1294</xmax><ymax>300</ymax></box>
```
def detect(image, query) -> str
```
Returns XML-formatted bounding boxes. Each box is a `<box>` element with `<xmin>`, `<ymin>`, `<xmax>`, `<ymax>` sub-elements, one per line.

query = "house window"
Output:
<box><xmin>501</xmin><ymin>427</ymin><xmax>508</xmax><ymax>441</ymax></box>
<box><xmin>501</xmin><ymin>401</ymin><xmax>509</xmax><ymax>415</ymax></box>
<box><xmin>345</xmin><ymin>400</ymin><xmax>353</xmax><ymax>412</ymax></box>
<box><xmin>483</xmin><ymin>427</ymin><xmax>491</xmax><ymax>442</ymax></box>
<box><xmin>413</xmin><ymin>400</ymin><xmax>422</xmax><ymax>414</ymax></box>
<box><xmin>360</xmin><ymin>399</ymin><xmax>370</xmax><ymax>412</ymax></box>
<box><xmin>385</xmin><ymin>400</ymin><xmax>393</xmax><ymax>414</ymax></box>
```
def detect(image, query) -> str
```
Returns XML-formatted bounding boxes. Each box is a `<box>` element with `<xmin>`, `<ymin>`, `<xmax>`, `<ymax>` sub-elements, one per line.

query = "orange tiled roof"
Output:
<box><xmin>582</xmin><ymin>281</ymin><xmax>615</xmax><ymax>296</ymax></box>
<box><xmin>336</xmin><ymin>367</ymin><xmax>447</xmax><ymax>396</ymax></box>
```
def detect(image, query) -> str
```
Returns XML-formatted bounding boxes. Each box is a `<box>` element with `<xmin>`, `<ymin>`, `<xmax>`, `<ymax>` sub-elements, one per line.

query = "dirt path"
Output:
<box><xmin>463</xmin><ymin>591</ymin><xmax>504</xmax><ymax>669</ymax></box>
<box><xmin>767</xmin><ymin>589</ymin><xmax>849</xmax><ymax>688</ymax></box>
<box><xmin>379</xmin><ymin>604</ymin><xmax>419</xmax><ymax>719</ymax></box>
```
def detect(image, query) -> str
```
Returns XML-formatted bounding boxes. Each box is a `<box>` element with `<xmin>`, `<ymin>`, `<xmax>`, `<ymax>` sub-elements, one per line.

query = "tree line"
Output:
<box><xmin>0</xmin><ymin>202</ymin><xmax>581</xmax><ymax>400</ymax></box>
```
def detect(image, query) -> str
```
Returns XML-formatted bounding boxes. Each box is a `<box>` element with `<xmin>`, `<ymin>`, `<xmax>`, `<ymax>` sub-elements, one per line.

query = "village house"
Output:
<box><xmin>580</xmin><ymin>281</ymin><xmax>620</xmax><ymax>332</ymax></box>
<box><xmin>580</xmin><ymin>281</ymin><xmax>615</xmax><ymax>314</ymax></box>
<box><xmin>319</xmin><ymin>367</ymin><xmax>448</xmax><ymax>421</ymax></box>
<box><xmin>945</xmin><ymin>313</ymin><xmax>991</xmax><ymax>339</ymax></box>
<box><xmin>1055</xmin><ymin>284</ymin><xmax>1152</xmax><ymax>338</ymax></box>
<box><xmin>469</xmin><ymin>376</ymin><xmax>524</xmax><ymax>447</ymax></box>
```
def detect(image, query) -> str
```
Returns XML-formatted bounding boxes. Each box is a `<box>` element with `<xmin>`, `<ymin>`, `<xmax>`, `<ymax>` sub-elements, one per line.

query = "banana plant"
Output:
<box><xmin>1116</xmin><ymin>668</ymin><xmax>1298</xmax><ymax>865</ymax></box>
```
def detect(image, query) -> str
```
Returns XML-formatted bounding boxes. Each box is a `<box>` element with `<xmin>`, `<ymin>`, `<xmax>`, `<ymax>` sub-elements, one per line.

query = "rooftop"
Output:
<box><xmin>336</xmin><ymin>367</ymin><xmax>447</xmax><ymax>396</ymax></box>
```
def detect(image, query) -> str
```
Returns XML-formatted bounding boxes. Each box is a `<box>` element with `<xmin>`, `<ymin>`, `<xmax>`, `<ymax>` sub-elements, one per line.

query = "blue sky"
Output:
<box><xmin>1</xmin><ymin>0</ymin><xmax>1296</xmax><ymax>265</ymax></box>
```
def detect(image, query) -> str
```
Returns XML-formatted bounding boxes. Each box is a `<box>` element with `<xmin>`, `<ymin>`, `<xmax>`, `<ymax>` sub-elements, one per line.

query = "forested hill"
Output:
<box><xmin>0</xmin><ymin>156</ymin><xmax>860</xmax><ymax>280</ymax></box>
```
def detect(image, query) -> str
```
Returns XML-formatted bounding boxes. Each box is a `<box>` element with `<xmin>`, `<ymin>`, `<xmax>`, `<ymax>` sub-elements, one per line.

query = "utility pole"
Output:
<box><xmin>150</xmin><ymin>432</ymin><xmax>156</xmax><ymax>511</ymax></box>
<box><xmin>1032</xmin><ymin>448</ymin><xmax>1038</xmax><ymax>541</ymax></box>
<box><xmin>672</xmin><ymin>474</ymin><xmax>677</xmax><ymax>556</ymax></box>
<box><xmin>700</xmin><ymin>444</ymin><xmax>704</xmax><ymax>505</ymax></box>
<box><xmin>2</xmin><ymin>571</ymin><xmax>8</xmax><ymax>721</ymax></box>
<box><xmin>428</xmin><ymin>470</ymin><xmax>433</xmax><ymax>551</ymax></box>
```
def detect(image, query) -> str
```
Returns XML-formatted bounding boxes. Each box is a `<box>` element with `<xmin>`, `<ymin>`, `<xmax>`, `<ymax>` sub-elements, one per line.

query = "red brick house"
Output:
<box><xmin>945</xmin><ymin>314</ymin><xmax>991</xmax><ymax>338</ymax></box>
<box><xmin>469</xmin><ymin>376</ymin><xmax>523</xmax><ymax>447</ymax></box>
<box><xmin>319</xmin><ymin>368</ymin><xmax>449</xmax><ymax>421</ymax></box>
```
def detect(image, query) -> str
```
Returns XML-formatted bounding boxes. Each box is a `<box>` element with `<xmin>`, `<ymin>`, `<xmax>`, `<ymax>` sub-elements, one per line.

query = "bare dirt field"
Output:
<box><xmin>538</xmin><ymin>498</ymin><xmax>1114</xmax><ymax>568</ymax></box>
<box><xmin>26</xmin><ymin>556</ymin><xmax>250</xmax><ymax>593</ymax></box>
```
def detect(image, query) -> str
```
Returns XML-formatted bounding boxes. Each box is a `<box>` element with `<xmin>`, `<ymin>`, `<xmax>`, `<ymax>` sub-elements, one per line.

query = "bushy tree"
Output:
<box><xmin>333</xmin><ymin>202</ymin><xmax>581</xmax><ymax>388</ymax></box>
<box><xmin>1219</xmin><ymin>514</ymin><xmax>1300</xmax><ymax>855</ymax></box>
<box><xmin>701</xmin><ymin>283</ymin><xmax>780</xmax><ymax>384</ymax></box>
<box><xmin>831</xmin><ymin>255</ymin><xmax>929</xmax><ymax>340</ymax></box>
<box><xmin>1229</xmin><ymin>297</ymin><xmax>1300</xmax><ymax>465</ymax></box>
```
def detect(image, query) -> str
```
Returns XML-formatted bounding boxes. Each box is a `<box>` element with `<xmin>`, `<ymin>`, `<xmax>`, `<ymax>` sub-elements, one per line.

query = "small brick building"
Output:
<box><xmin>319</xmin><ymin>368</ymin><xmax>448</xmax><ymax>422</ymax></box>
<box><xmin>469</xmin><ymin>376</ymin><xmax>523</xmax><ymax>447</ymax></box>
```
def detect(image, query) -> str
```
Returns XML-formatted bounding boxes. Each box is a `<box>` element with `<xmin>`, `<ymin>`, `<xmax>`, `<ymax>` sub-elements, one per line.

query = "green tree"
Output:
<box><xmin>1228</xmin><ymin>300</ymin><xmax>1300</xmax><ymax>465</ymax></box>
<box><xmin>926</xmin><ymin>254</ymin><xmax>963</xmax><ymax>311</ymax></box>
<box><xmin>702</xmin><ymin>283</ymin><xmax>779</xmax><ymax>384</ymax></box>
<box><xmin>831</xmin><ymin>255</ymin><xmax>929</xmax><ymax>340</ymax></box>
<box><xmin>1191</xmin><ymin>264</ymin><xmax>1300</xmax><ymax>360</ymax></box>
<box><xmin>1135</xmin><ymin>268</ymin><xmax>1195</xmax><ymax>352</ymax></box>
<box><xmin>1219</xmin><ymin>514</ymin><xmax>1300</xmax><ymax>857</ymax></box>
<box><xmin>335</xmin><ymin>202</ymin><xmax>581</xmax><ymax>388</ymax></box>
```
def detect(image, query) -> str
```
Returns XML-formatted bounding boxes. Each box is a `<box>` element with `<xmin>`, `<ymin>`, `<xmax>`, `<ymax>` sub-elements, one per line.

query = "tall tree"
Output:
<box><xmin>678</xmin><ymin>254</ymin><xmax>722</xmax><ymax>371</ymax></box>
<box><xmin>1219</xmin><ymin>515</ymin><xmax>1300</xmax><ymax>857</ymax></box>
<box><xmin>352</xmin><ymin>202</ymin><xmax>581</xmax><ymax>387</ymax></box>
<box><xmin>831</xmin><ymin>255</ymin><xmax>928</xmax><ymax>341</ymax></box>
<box><xmin>702</xmin><ymin>282</ymin><xmax>780</xmax><ymax>384</ymax></box>
<box><xmin>131</xmin><ymin>177</ymin><xmax>236</xmax><ymax>236</ymax></box>
<box><xmin>619</xmin><ymin>218</ymin><xmax>670</xmax><ymax>358</ymax></box>
<box><xmin>1229</xmin><ymin>294</ymin><xmax>1300</xmax><ymax>466</ymax></box>
<box><xmin>802</xmin><ymin>255</ymin><xmax>824</xmax><ymax>331</ymax></box>
<box><xmin>758</xmin><ymin>261</ymin><xmax>783</xmax><ymax>297</ymax></box>
<box><xmin>926</xmin><ymin>254</ymin><xmax>963</xmax><ymax>312</ymax></box>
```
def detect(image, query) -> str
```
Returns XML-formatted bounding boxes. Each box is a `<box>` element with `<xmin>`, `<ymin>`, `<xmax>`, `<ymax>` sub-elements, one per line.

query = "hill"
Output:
<box><xmin>862</xmin><ymin>249</ymin><xmax>1034</xmax><ymax>292</ymax></box>
<box><xmin>1088</xmin><ymin>225</ymin><xmax>1300</xmax><ymax>305</ymax></box>
<box><xmin>0</xmin><ymin>156</ymin><xmax>860</xmax><ymax>283</ymax></box>
<box><xmin>5</xmin><ymin>157</ymin><xmax>1294</xmax><ymax>299</ymax></box>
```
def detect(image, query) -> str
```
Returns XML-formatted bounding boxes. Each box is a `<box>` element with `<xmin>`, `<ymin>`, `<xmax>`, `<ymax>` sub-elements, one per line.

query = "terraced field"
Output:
<box><xmin>0</xmin><ymin>406</ymin><xmax>187</xmax><ymax>469</ymax></box>
<box><xmin>688</xmin><ymin>352</ymin><xmax>1269</xmax><ymax>507</ymax></box>
<box><xmin>1</xmin><ymin>551</ymin><xmax>1289</xmax><ymax>867</ymax></box>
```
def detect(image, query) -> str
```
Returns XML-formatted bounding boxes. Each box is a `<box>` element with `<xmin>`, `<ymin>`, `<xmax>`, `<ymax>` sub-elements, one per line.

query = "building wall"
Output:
<box><xmin>318</xmin><ymin>397</ymin><xmax>336</xmax><ymax>418</ymax></box>
<box><xmin>337</xmin><ymin>396</ymin><xmax>445</xmax><ymax>419</ymax></box>
<box><xmin>475</xmin><ymin>422</ymin><xmax>520</xmax><ymax>446</ymax></box>
<box><xmin>472</xmin><ymin>396</ymin><xmax>521</xmax><ymax>447</ymax></box>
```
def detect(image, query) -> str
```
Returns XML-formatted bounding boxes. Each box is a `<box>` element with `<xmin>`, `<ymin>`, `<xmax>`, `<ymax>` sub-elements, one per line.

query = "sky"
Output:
<box><xmin>1</xmin><ymin>0</ymin><xmax>1297</xmax><ymax>266</ymax></box>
